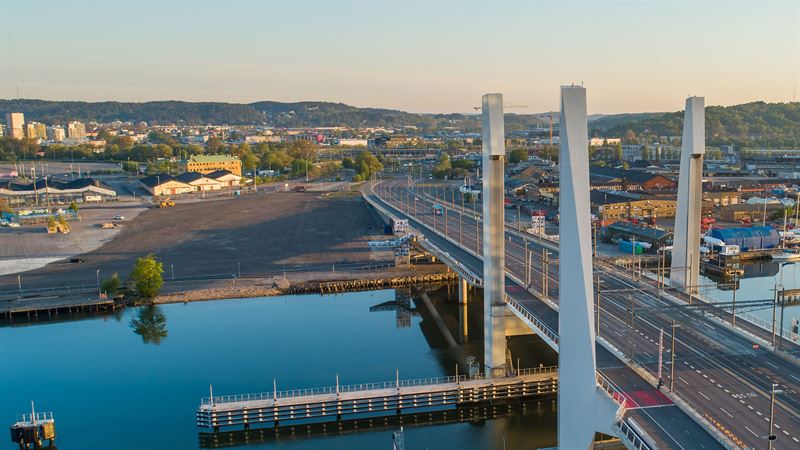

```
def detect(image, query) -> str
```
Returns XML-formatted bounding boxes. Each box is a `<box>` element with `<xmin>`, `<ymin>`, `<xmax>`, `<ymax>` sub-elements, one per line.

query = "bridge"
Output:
<box><xmin>362</xmin><ymin>90</ymin><xmax>800</xmax><ymax>449</ymax></box>
<box><xmin>200</xmin><ymin>89</ymin><xmax>800</xmax><ymax>449</ymax></box>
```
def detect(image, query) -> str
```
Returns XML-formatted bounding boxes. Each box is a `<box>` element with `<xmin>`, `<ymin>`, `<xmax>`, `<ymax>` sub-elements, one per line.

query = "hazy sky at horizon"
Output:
<box><xmin>1</xmin><ymin>0</ymin><xmax>799</xmax><ymax>114</ymax></box>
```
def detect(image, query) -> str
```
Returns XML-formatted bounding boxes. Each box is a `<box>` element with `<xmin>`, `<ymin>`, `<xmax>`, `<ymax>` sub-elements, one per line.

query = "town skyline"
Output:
<box><xmin>2</xmin><ymin>0</ymin><xmax>799</xmax><ymax>114</ymax></box>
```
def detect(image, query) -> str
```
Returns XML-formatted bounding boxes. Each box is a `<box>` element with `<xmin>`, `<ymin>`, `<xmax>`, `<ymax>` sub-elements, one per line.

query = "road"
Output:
<box><xmin>370</xmin><ymin>177</ymin><xmax>800</xmax><ymax>450</ymax></box>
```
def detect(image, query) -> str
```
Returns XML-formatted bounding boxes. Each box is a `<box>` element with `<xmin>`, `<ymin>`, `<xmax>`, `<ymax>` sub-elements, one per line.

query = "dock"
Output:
<box><xmin>197</xmin><ymin>367</ymin><xmax>558</xmax><ymax>431</ymax></box>
<box><xmin>1</xmin><ymin>294</ymin><xmax>119</xmax><ymax>321</ymax></box>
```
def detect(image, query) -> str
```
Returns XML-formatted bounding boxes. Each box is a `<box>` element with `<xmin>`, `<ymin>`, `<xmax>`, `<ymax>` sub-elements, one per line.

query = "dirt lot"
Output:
<box><xmin>0</xmin><ymin>201</ymin><xmax>149</xmax><ymax>276</ymax></box>
<box><xmin>0</xmin><ymin>191</ymin><xmax>391</xmax><ymax>292</ymax></box>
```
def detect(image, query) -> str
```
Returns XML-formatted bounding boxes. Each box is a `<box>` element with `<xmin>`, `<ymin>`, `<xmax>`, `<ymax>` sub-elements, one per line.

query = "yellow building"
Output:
<box><xmin>179</xmin><ymin>155</ymin><xmax>242</xmax><ymax>176</ymax></box>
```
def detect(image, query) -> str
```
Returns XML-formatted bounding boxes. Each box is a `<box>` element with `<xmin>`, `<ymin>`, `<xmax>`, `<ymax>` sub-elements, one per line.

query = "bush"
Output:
<box><xmin>101</xmin><ymin>273</ymin><xmax>121</xmax><ymax>294</ymax></box>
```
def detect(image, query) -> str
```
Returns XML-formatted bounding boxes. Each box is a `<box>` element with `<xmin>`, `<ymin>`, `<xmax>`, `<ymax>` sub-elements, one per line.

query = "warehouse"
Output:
<box><xmin>0</xmin><ymin>178</ymin><xmax>117</xmax><ymax>207</ymax></box>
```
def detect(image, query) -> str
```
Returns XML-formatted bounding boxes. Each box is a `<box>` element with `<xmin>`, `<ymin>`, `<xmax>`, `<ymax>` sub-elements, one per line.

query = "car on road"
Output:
<box><xmin>113</xmin><ymin>215</ymin><xmax>125</xmax><ymax>220</ymax></box>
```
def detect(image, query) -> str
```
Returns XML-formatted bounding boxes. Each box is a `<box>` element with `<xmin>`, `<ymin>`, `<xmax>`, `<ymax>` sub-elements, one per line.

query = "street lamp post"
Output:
<box><xmin>96</xmin><ymin>269</ymin><xmax>101</xmax><ymax>288</ymax></box>
<box><xmin>17</xmin><ymin>274</ymin><xmax>21</xmax><ymax>294</ymax></box>
<box><xmin>768</xmin><ymin>383</ymin><xmax>783</xmax><ymax>449</ymax></box>
<box><xmin>670</xmin><ymin>320</ymin><xmax>681</xmax><ymax>392</ymax></box>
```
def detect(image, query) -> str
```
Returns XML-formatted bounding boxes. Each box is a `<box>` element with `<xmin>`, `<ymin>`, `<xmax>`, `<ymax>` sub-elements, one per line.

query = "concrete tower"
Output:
<box><xmin>557</xmin><ymin>85</ymin><xmax>619</xmax><ymax>449</ymax></box>
<box><xmin>670</xmin><ymin>97</ymin><xmax>705</xmax><ymax>293</ymax></box>
<box><xmin>481</xmin><ymin>93</ymin><xmax>507</xmax><ymax>377</ymax></box>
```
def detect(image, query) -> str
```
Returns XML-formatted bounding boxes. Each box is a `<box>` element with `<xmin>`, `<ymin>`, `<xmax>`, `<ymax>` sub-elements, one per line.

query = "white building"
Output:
<box><xmin>5</xmin><ymin>112</ymin><xmax>24</xmax><ymax>139</ymax></box>
<box><xmin>48</xmin><ymin>126</ymin><xmax>66</xmax><ymax>142</ymax></box>
<box><xmin>67</xmin><ymin>121</ymin><xmax>86</xmax><ymax>140</ymax></box>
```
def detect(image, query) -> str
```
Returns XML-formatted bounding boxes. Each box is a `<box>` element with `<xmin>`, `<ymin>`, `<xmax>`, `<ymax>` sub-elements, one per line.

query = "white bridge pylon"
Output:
<box><xmin>557</xmin><ymin>86</ymin><xmax>620</xmax><ymax>449</ymax></box>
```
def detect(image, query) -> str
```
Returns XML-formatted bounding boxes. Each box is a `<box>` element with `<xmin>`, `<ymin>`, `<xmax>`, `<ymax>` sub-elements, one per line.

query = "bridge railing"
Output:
<box><xmin>504</xmin><ymin>294</ymin><xmax>559</xmax><ymax>347</ymax></box>
<box><xmin>617</xmin><ymin>419</ymin><xmax>654</xmax><ymax>450</ymax></box>
<box><xmin>200</xmin><ymin>367</ymin><xmax>560</xmax><ymax>407</ymax></box>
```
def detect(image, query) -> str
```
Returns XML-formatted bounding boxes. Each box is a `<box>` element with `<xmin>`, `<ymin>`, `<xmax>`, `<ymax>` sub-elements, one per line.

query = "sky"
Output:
<box><xmin>1</xmin><ymin>0</ymin><xmax>799</xmax><ymax>114</ymax></box>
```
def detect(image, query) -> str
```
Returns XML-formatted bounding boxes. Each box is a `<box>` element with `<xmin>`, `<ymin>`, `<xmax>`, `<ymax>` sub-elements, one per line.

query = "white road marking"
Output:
<box><xmin>756</xmin><ymin>411</ymin><xmax>763</xmax><ymax>416</ymax></box>
<box><xmin>745</xmin><ymin>426</ymin><xmax>758</xmax><ymax>437</ymax></box>
<box><xmin>678</xmin><ymin>376</ymin><xmax>689</xmax><ymax>385</ymax></box>
<box><xmin>698</xmin><ymin>391</ymin><xmax>711</xmax><ymax>401</ymax></box>
<box><xmin>767</xmin><ymin>361</ymin><xmax>779</xmax><ymax>369</ymax></box>
<box><xmin>720</xmin><ymin>408</ymin><xmax>733</xmax><ymax>418</ymax></box>
<box><xmin>790</xmin><ymin>374</ymin><xmax>800</xmax><ymax>382</ymax></box>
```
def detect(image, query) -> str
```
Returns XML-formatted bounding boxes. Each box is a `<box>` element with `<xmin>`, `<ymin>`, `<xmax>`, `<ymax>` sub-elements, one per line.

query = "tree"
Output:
<box><xmin>342</xmin><ymin>157</ymin><xmax>355</xmax><ymax>169</ymax></box>
<box><xmin>353</xmin><ymin>150</ymin><xmax>383</xmax><ymax>181</ymax></box>
<box><xmin>130</xmin><ymin>254</ymin><xmax>164</xmax><ymax>298</ymax></box>
<box><xmin>508</xmin><ymin>149</ymin><xmax>528</xmax><ymax>164</ymax></box>
<box><xmin>451</xmin><ymin>159</ymin><xmax>476</xmax><ymax>171</ymax></box>
<box><xmin>614</xmin><ymin>142</ymin><xmax>623</xmax><ymax>161</ymax></box>
<box><xmin>101</xmin><ymin>273</ymin><xmax>121</xmax><ymax>294</ymax></box>
<box><xmin>68</xmin><ymin>201</ymin><xmax>79</xmax><ymax>214</ymax></box>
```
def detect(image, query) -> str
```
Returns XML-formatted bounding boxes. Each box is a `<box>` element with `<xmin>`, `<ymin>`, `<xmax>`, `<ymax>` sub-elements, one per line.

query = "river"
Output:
<box><xmin>0</xmin><ymin>286</ymin><xmax>557</xmax><ymax>450</ymax></box>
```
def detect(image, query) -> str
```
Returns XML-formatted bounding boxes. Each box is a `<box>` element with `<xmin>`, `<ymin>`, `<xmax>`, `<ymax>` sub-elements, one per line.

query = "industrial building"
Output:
<box><xmin>178</xmin><ymin>155</ymin><xmax>243</xmax><ymax>176</ymax></box>
<box><xmin>140</xmin><ymin>170</ymin><xmax>243</xmax><ymax>196</ymax></box>
<box><xmin>0</xmin><ymin>178</ymin><xmax>117</xmax><ymax>206</ymax></box>
<box><xmin>601</xmin><ymin>221</ymin><xmax>672</xmax><ymax>251</ymax></box>
<box><xmin>590</xmin><ymin>189</ymin><xmax>676</xmax><ymax>225</ymax></box>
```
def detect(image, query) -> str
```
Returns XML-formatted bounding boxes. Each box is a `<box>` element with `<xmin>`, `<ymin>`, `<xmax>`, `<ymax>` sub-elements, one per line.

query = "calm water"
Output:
<box><xmin>700</xmin><ymin>260</ymin><xmax>800</xmax><ymax>332</ymax></box>
<box><xmin>0</xmin><ymin>287</ymin><xmax>557</xmax><ymax>450</ymax></box>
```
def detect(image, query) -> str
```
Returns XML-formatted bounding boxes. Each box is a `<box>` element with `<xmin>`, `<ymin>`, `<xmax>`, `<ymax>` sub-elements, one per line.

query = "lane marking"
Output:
<box><xmin>767</xmin><ymin>361</ymin><xmax>779</xmax><ymax>369</ymax></box>
<box><xmin>678</xmin><ymin>376</ymin><xmax>689</xmax><ymax>385</ymax></box>
<box><xmin>745</xmin><ymin>426</ymin><xmax>758</xmax><ymax>437</ymax></box>
<box><xmin>698</xmin><ymin>391</ymin><xmax>710</xmax><ymax>401</ymax></box>
<box><xmin>719</xmin><ymin>407</ymin><xmax>733</xmax><ymax>418</ymax></box>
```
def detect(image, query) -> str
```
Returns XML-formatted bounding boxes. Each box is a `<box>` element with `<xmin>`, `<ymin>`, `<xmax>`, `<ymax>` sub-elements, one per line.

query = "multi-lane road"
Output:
<box><xmin>368</xmin><ymin>177</ymin><xmax>800</xmax><ymax>450</ymax></box>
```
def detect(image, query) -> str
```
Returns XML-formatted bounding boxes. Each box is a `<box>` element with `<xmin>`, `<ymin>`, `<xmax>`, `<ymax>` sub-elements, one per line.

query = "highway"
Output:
<box><xmin>368</xmin><ymin>177</ymin><xmax>800</xmax><ymax>450</ymax></box>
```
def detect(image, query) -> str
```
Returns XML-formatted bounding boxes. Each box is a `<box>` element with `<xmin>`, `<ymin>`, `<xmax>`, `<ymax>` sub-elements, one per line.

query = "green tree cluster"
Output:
<box><xmin>352</xmin><ymin>151</ymin><xmax>383</xmax><ymax>181</ymax></box>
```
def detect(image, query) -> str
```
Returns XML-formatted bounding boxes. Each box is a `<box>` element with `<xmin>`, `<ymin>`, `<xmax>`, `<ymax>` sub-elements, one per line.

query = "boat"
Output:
<box><xmin>770</xmin><ymin>249</ymin><xmax>800</xmax><ymax>262</ymax></box>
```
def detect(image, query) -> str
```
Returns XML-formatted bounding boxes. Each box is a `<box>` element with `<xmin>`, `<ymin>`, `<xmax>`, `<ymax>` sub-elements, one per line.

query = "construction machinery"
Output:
<box><xmin>158</xmin><ymin>198</ymin><xmax>175</xmax><ymax>208</ymax></box>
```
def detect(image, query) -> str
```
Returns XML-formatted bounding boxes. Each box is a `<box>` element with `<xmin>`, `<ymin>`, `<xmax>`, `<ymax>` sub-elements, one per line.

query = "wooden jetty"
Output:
<box><xmin>1</xmin><ymin>295</ymin><xmax>120</xmax><ymax>321</ymax></box>
<box><xmin>197</xmin><ymin>367</ymin><xmax>558</xmax><ymax>431</ymax></box>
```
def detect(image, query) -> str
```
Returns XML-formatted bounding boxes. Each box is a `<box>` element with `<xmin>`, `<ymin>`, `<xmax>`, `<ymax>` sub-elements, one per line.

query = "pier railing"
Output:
<box><xmin>15</xmin><ymin>412</ymin><xmax>54</xmax><ymax>424</ymax></box>
<box><xmin>201</xmin><ymin>366</ymin><xmax>558</xmax><ymax>407</ymax></box>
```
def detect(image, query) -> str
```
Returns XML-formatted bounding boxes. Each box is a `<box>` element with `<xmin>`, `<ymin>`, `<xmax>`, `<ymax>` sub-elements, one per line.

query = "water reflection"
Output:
<box><xmin>130</xmin><ymin>305</ymin><xmax>168</xmax><ymax>344</ymax></box>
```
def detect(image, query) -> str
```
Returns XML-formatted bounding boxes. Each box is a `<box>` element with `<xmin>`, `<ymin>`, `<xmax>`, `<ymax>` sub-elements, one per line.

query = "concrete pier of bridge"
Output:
<box><xmin>482</xmin><ymin>93</ymin><xmax>509</xmax><ymax>378</ymax></box>
<box><xmin>670</xmin><ymin>96</ymin><xmax>705</xmax><ymax>293</ymax></box>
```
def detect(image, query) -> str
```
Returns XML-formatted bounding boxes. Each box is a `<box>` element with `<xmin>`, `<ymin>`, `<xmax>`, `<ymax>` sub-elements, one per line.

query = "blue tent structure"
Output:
<box><xmin>708</xmin><ymin>226</ymin><xmax>780</xmax><ymax>251</ymax></box>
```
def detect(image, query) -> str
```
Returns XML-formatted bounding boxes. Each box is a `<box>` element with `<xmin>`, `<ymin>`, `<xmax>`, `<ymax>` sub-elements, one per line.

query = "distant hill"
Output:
<box><xmin>0</xmin><ymin>99</ymin><xmax>266</xmax><ymax>125</ymax></box>
<box><xmin>596</xmin><ymin>102</ymin><xmax>800</xmax><ymax>148</ymax></box>
<box><xmin>3</xmin><ymin>99</ymin><xmax>796</xmax><ymax>147</ymax></box>
<box><xmin>0</xmin><ymin>99</ymin><xmax>547</xmax><ymax>131</ymax></box>
<box><xmin>588</xmin><ymin>112</ymin><xmax>664</xmax><ymax>130</ymax></box>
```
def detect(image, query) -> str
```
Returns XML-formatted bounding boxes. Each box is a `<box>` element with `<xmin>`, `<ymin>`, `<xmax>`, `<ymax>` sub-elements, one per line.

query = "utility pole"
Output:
<box><xmin>731</xmin><ymin>273</ymin><xmax>737</xmax><ymax>327</ymax></box>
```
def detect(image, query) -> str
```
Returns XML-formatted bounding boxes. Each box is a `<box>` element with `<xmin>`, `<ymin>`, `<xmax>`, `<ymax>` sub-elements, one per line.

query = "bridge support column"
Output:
<box><xmin>671</xmin><ymin>96</ymin><xmax>705</xmax><ymax>294</ymax></box>
<box><xmin>481</xmin><ymin>93</ymin><xmax>507</xmax><ymax>378</ymax></box>
<box><xmin>458</xmin><ymin>276</ymin><xmax>469</xmax><ymax>342</ymax></box>
<box><xmin>458</xmin><ymin>276</ymin><xmax>469</xmax><ymax>305</ymax></box>
<box><xmin>557</xmin><ymin>85</ymin><xmax>619</xmax><ymax>450</ymax></box>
